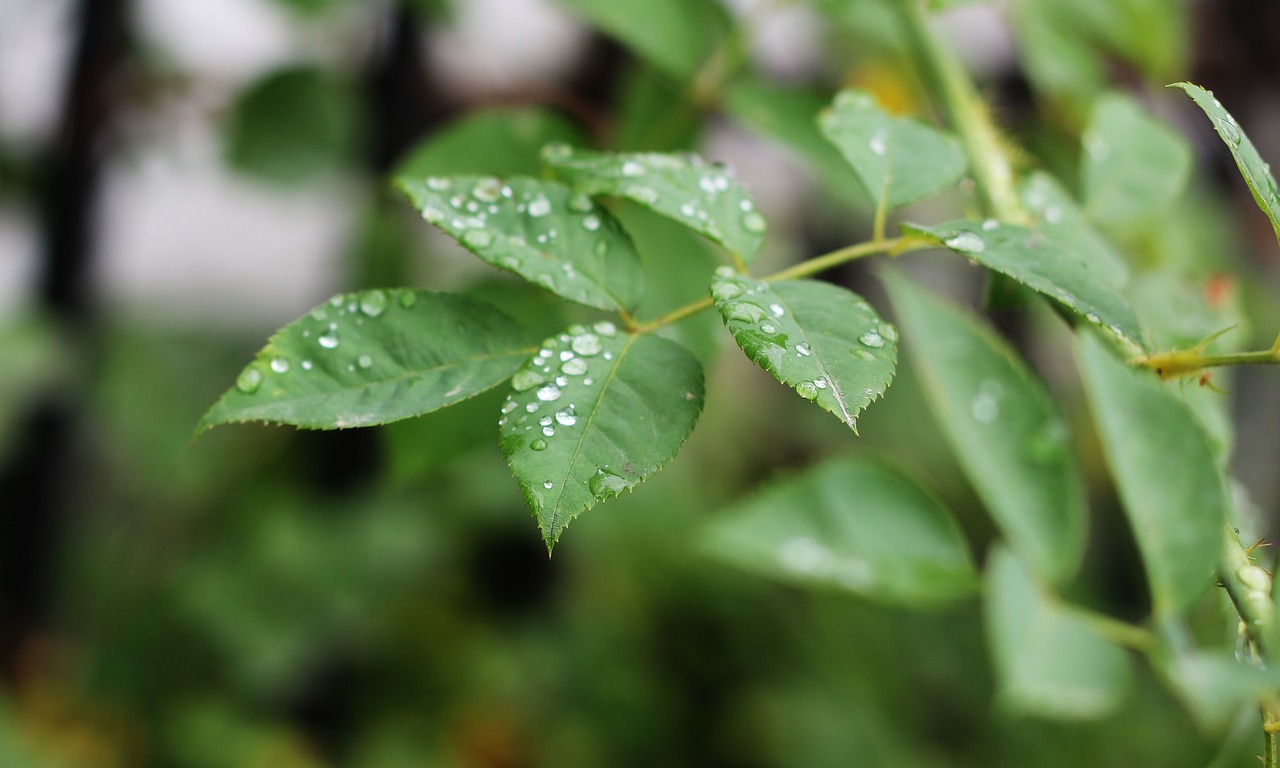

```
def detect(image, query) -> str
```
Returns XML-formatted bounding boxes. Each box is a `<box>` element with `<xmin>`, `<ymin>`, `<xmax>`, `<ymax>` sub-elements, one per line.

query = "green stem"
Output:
<box><xmin>1219</xmin><ymin>524</ymin><xmax>1278</xmax><ymax>660</ymax></box>
<box><xmin>893</xmin><ymin>0</ymin><xmax>1025</xmax><ymax>224</ymax></box>
<box><xmin>1265</xmin><ymin>709</ymin><xmax>1278</xmax><ymax>768</ymax></box>
<box><xmin>1195</xmin><ymin>350</ymin><xmax>1280</xmax><ymax>369</ymax></box>
<box><xmin>1058</xmin><ymin>604</ymin><xmax>1155</xmax><ymax>651</ymax></box>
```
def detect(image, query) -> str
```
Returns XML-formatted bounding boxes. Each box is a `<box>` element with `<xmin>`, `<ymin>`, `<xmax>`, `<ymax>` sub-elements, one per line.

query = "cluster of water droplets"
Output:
<box><xmin>233</xmin><ymin>288</ymin><xmax>413</xmax><ymax>395</ymax></box>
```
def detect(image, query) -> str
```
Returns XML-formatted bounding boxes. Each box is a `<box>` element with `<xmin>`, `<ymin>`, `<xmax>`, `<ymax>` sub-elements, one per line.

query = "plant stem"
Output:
<box><xmin>1059</xmin><ymin>604</ymin><xmax>1156</xmax><ymax>651</ymax></box>
<box><xmin>893</xmin><ymin>0</ymin><xmax>1025</xmax><ymax>224</ymax></box>
<box><xmin>1219</xmin><ymin>524</ymin><xmax>1278</xmax><ymax>659</ymax></box>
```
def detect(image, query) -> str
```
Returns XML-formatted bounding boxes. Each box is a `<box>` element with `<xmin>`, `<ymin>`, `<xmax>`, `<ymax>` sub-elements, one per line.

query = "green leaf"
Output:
<box><xmin>1159</xmin><ymin>650</ymin><xmax>1280</xmax><ymax>730</ymax></box>
<box><xmin>885</xmin><ymin>274</ymin><xmax>1087</xmax><ymax>585</ymax></box>
<box><xmin>702</xmin><ymin>457</ymin><xmax>977</xmax><ymax>607</ymax></box>
<box><xmin>499</xmin><ymin>323</ymin><xmax>704</xmax><ymax>549</ymax></box>
<box><xmin>985</xmin><ymin>547</ymin><xmax>1131</xmax><ymax>719</ymax></box>
<box><xmin>554</xmin><ymin>0</ymin><xmax>728</xmax><ymax>79</ymax></box>
<box><xmin>1020</xmin><ymin>171</ymin><xmax>1128</xmax><ymax>288</ymax></box>
<box><xmin>1076</xmin><ymin>332</ymin><xmax>1226</xmax><ymax>616</ymax></box>
<box><xmin>904</xmin><ymin>219</ymin><xmax>1143</xmax><ymax>348</ymax></box>
<box><xmin>197</xmin><ymin>289</ymin><xmax>534</xmax><ymax>434</ymax></box>
<box><xmin>397</xmin><ymin>175</ymin><xmax>644</xmax><ymax>311</ymax></box>
<box><xmin>1172</xmin><ymin>82</ymin><xmax>1280</xmax><ymax>246</ymax></box>
<box><xmin>710</xmin><ymin>272</ymin><xmax>896</xmax><ymax>431</ymax></box>
<box><xmin>818</xmin><ymin>89</ymin><xmax>967</xmax><ymax>210</ymax></box>
<box><xmin>225</xmin><ymin>66</ymin><xmax>358</xmax><ymax>184</ymax></box>
<box><xmin>1081</xmin><ymin>93</ymin><xmax>1190</xmax><ymax>223</ymax></box>
<box><xmin>542</xmin><ymin>144</ymin><xmax>766</xmax><ymax>262</ymax></box>
<box><xmin>394</xmin><ymin>107</ymin><xmax>586</xmax><ymax>179</ymax></box>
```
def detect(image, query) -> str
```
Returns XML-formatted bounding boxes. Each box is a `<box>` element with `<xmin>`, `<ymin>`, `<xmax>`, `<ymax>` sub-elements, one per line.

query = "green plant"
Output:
<box><xmin>199</xmin><ymin>0</ymin><xmax>1280</xmax><ymax>762</ymax></box>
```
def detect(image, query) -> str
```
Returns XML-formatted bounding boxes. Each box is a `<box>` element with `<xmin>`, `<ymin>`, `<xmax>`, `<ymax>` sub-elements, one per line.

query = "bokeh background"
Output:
<box><xmin>2</xmin><ymin>0</ymin><xmax>1280</xmax><ymax>765</ymax></box>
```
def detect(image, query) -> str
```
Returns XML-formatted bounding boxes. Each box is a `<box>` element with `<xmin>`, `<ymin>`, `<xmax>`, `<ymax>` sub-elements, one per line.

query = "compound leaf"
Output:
<box><xmin>500</xmin><ymin>323</ymin><xmax>704</xmax><ymax>550</ymax></box>
<box><xmin>198</xmin><ymin>289</ymin><xmax>534</xmax><ymax>434</ymax></box>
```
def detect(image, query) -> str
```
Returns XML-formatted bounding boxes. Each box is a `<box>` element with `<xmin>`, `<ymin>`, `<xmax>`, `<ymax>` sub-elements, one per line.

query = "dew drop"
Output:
<box><xmin>626</xmin><ymin>185</ymin><xmax>658</xmax><ymax>204</ymax></box>
<box><xmin>1216</xmin><ymin>117</ymin><xmax>1242</xmax><ymax>145</ymax></box>
<box><xmin>422</xmin><ymin>206</ymin><xmax>445</xmax><ymax>224</ymax></box>
<box><xmin>359</xmin><ymin>289</ymin><xmax>388</xmax><ymax>317</ymax></box>
<box><xmin>511</xmin><ymin>370</ymin><xmax>544</xmax><ymax>392</ymax></box>
<box><xmin>357</xmin><ymin>354</ymin><xmax>373</xmax><ymax>369</ymax></box>
<box><xmin>761</xmin><ymin>323</ymin><xmax>776</xmax><ymax>334</ymax></box>
<box><xmin>568</xmin><ymin>192</ymin><xmax>593</xmax><ymax>212</ymax></box>
<box><xmin>472</xmin><ymin>177</ymin><xmax>502</xmax><ymax>202</ymax></box>
<box><xmin>236</xmin><ymin>367</ymin><xmax>264</xmax><ymax>394</ymax></box>
<box><xmin>853</xmin><ymin>349</ymin><xmax>875</xmax><ymax>361</ymax></box>
<box><xmin>502</xmin><ymin>399</ymin><xmax>518</xmax><ymax>414</ymax></box>
<box><xmin>270</xmin><ymin>357</ymin><xmax>290</xmax><ymax>374</ymax></box>
<box><xmin>301</xmin><ymin>359</ymin><xmax>313</xmax><ymax>371</ymax></box>
<box><xmin>742</xmin><ymin>212</ymin><xmax>767</xmax><ymax>234</ymax></box>
<box><xmin>592</xmin><ymin>321</ymin><xmax>617</xmax><ymax>337</ymax></box>
<box><xmin>561</xmin><ymin>358</ymin><xmax>588</xmax><ymax>376</ymax></box>
<box><xmin>621</xmin><ymin>160</ymin><xmax>645</xmax><ymax>177</ymax></box>
<box><xmin>858</xmin><ymin>331</ymin><xmax>885</xmax><ymax>348</ymax></box>
<box><xmin>536</xmin><ymin>384</ymin><xmax>562</xmax><ymax>402</ymax></box>
<box><xmin>981</xmin><ymin>218</ymin><xmax>998</xmax><ymax>231</ymax></box>
<box><xmin>795</xmin><ymin>342</ymin><xmax>812</xmax><ymax>357</ymax></box>
<box><xmin>589</xmin><ymin>468</ymin><xmax>632</xmax><ymax>499</ymax></box>
<box><xmin>869</xmin><ymin>130</ymin><xmax>887</xmax><ymax>156</ymax></box>
<box><xmin>398</xmin><ymin>291</ymin><xmax>418</xmax><ymax>309</ymax></box>
<box><xmin>727</xmin><ymin>303</ymin><xmax>767</xmax><ymax>324</ymax></box>
<box><xmin>582</xmin><ymin>215</ymin><xmax>601</xmax><ymax>231</ymax></box>
<box><xmin>555</xmin><ymin>407</ymin><xmax>577</xmax><ymax>426</ymax></box>
<box><xmin>944</xmin><ymin>231</ymin><xmax>985</xmax><ymax>253</ymax></box>
<box><xmin>309</xmin><ymin>306</ymin><xmax>328</xmax><ymax>321</ymax></box>
<box><xmin>543</xmin><ymin>481</ymin><xmax>554</xmax><ymax>489</ymax></box>
<box><xmin>571</xmin><ymin>334</ymin><xmax>603</xmax><ymax>356</ymax></box>
<box><xmin>970</xmin><ymin>380</ymin><xmax>1004</xmax><ymax>424</ymax></box>
<box><xmin>318</xmin><ymin>330</ymin><xmax>340</xmax><ymax>349</ymax></box>
<box><xmin>712</xmin><ymin>282</ymin><xmax>743</xmax><ymax>302</ymax></box>
<box><xmin>795</xmin><ymin>380</ymin><xmax>819</xmax><ymax>400</ymax></box>
<box><xmin>813</xmin><ymin>377</ymin><xmax>827</xmax><ymax>389</ymax></box>
<box><xmin>527</xmin><ymin>196</ymin><xmax>552</xmax><ymax>217</ymax></box>
<box><xmin>463</xmin><ymin>229</ymin><xmax>493</xmax><ymax>248</ymax></box>
<box><xmin>769</xmin><ymin>303</ymin><xmax>785</xmax><ymax>317</ymax></box>
<box><xmin>525</xmin><ymin>402</ymin><xmax>539</xmax><ymax>413</ymax></box>
<box><xmin>542</xmin><ymin>426</ymin><xmax>555</xmax><ymax>436</ymax></box>
<box><xmin>878</xmin><ymin>323</ymin><xmax>897</xmax><ymax>342</ymax></box>
<box><xmin>530</xmin><ymin>439</ymin><xmax>548</xmax><ymax>451</ymax></box>
<box><xmin>426</xmin><ymin>177</ymin><xmax>451</xmax><ymax>191</ymax></box>
<box><xmin>582</xmin><ymin>377</ymin><xmax>594</xmax><ymax>386</ymax></box>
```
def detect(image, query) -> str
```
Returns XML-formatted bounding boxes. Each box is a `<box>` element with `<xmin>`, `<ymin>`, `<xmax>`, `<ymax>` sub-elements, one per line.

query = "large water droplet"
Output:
<box><xmin>742</xmin><ymin>212</ymin><xmax>767</xmax><ymax>234</ymax></box>
<box><xmin>571</xmin><ymin>334</ymin><xmax>603</xmax><ymax>356</ymax></box>
<box><xmin>536</xmin><ymin>384</ymin><xmax>562</xmax><ymax>402</ymax></box>
<box><xmin>359</xmin><ymin>289</ymin><xmax>388</xmax><ymax>317</ymax></box>
<box><xmin>512</xmin><ymin>369</ymin><xmax>544</xmax><ymax>392</ymax></box>
<box><xmin>593</xmin><ymin>321</ymin><xmax>617</xmax><ymax>337</ymax></box>
<box><xmin>727</xmin><ymin>302</ymin><xmax>767</xmax><ymax>324</ymax></box>
<box><xmin>236</xmin><ymin>367</ymin><xmax>264</xmax><ymax>394</ymax></box>
<box><xmin>560</xmin><ymin>358</ymin><xmax>588</xmax><ymax>376</ymax></box>
<box><xmin>589</xmin><ymin>468</ymin><xmax>632</xmax><ymax>500</ymax></box>
<box><xmin>270</xmin><ymin>357</ymin><xmax>290</xmax><ymax>374</ymax></box>
<box><xmin>357</xmin><ymin>355</ymin><xmax>374</xmax><ymax>369</ymax></box>
<box><xmin>530</xmin><ymin>439</ymin><xmax>548</xmax><ymax>451</ymax></box>
<box><xmin>1216</xmin><ymin>116</ymin><xmax>1242</xmax><ymax>145</ymax></box>
<box><xmin>712</xmin><ymin>282</ymin><xmax>743</xmax><ymax>302</ymax></box>
<box><xmin>858</xmin><ymin>331</ymin><xmax>885</xmax><ymax>348</ymax></box>
<box><xmin>944</xmin><ymin>231</ymin><xmax>985</xmax><ymax>253</ymax></box>
<box><xmin>795</xmin><ymin>380</ymin><xmax>819</xmax><ymax>400</ymax></box>
<box><xmin>555</xmin><ymin>407</ymin><xmax>577</xmax><ymax>426</ymax></box>
<box><xmin>463</xmin><ymin>229</ymin><xmax>493</xmax><ymax>248</ymax></box>
<box><xmin>795</xmin><ymin>342</ymin><xmax>812</xmax><ymax>357</ymax></box>
<box><xmin>318</xmin><ymin>330</ymin><xmax>340</xmax><ymax>349</ymax></box>
<box><xmin>527</xmin><ymin>196</ymin><xmax>552</xmax><ymax>217</ymax></box>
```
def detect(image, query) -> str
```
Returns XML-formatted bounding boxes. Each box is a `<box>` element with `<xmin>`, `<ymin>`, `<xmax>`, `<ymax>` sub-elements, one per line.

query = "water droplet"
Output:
<box><xmin>359</xmin><ymin>290</ymin><xmax>388</xmax><ymax>317</ymax></box>
<box><xmin>422</xmin><ymin>206</ymin><xmax>445</xmax><ymax>223</ymax></box>
<box><xmin>426</xmin><ymin>177</ymin><xmax>451</xmax><ymax>191</ymax></box>
<box><xmin>944</xmin><ymin>231</ymin><xmax>985</xmax><ymax>253</ymax></box>
<box><xmin>270</xmin><ymin>357</ymin><xmax>290</xmax><ymax>374</ymax></box>
<box><xmin>512</xmin><ymin>369</ymin><xmax>544</xmax><ymax>392</ymax></box>
<box><xmin>589</xmin><ymin>468</ymin><xmax>632</xmax><ymax>499</ymax></box>
<box><xmin>357</xmin><ymin>355</ymin><xmax>373</xmax><ymax>369</ymax></box>
<box><xmin>530</xmin><ymin>439</ymin><xmax>548</xmax><ymax>451</ymax></box>
<box><xmin>301</xmin><ymin>359</ymin><xmax>313</xmax><ymax>371</ymax></box>
<box><xmin>561</xmin><ymin>358</ymin><xmax>588</xmax><ymax>376</ymax></box>
<box><xmin>761</xmin><ymin>323</ymin><xmax>776</xmax><ymax>334</ymax></box>
<box><xmin>502</xmin><ymin>400</ymin><xmax>518</xmax><ymax>414</ymax></box>
<box><xmin>853</xmin><ymin>349</ymin><xmax>875</xmax><ymax>361</ymax></box>
<box><xmin>727</xmin><ymin>303</ymin><xmax>767</xmax><ymax>324</ymax></box>
<box><xmin>525</xmin><ymin>402</ymin><xmax>539</xmax><ymax>413</ymax></box>
<box><xmin>795</xmin><ymin>380</ymin><xmax>819</xmax><ymax>400</ymax></box>
<box><xmin>536</xmin><ymin>384</ymin><xmax>562</xmax><ymax>402</ymax></box>
<box><xmin>582</xmin><ymin>377</ymin><xmax>594</xmax><ymax>386</ymax></box>
<box><xmin>568</xmin><ymin>192</ymin><xmax>593</xmax><ymax>212</ymax></box>
<box><xmin>769</xmin><ymin>303</ymin><xmax>785</xmax><ymax>317</ymax></box>
<box><xmin>1216</xmin><ymin>117</ymin><xmax>1242</xmax><ymax>145</ymax></box>
<box><xmin>571</xmin><ymin>334</ymin><xmax>603</xmax><ymax>356</ymax></box>
<box><xmin>527</xmin><ymin>196</ymin><xmax>552</xmax><ymax>217</ymax></box>
<box><xmin>981</xmin><ymin>218</ymin><xmax>998</xmax><ymax>231</ymax></box>
<box><xmin>398</xmin><ymin>290</ymin><xmax>418</xmax><ymax>309</ymax></box>
<box><xmin>970</xmin><ymin>380</ymin><xmax>1004</xmax><ymax>424</ymax></box>
<box><xmin>813</xmin><ymin>377</ymin><xmax>827</xmax><ymax>389</ymax></box>
<box><xmin>318</xmin><ymin>330</ymin><xmax>340</xmax><ymax>349</ymax></box>
<box><xmin>742</xmin><ymin>212</ymin><xmax>767</xmax><ymax>234</ymax></box>
<box><xmin>555</xmin><ymin>407</ymin><xmax>577</xmax><ymax>426</ymax></box>
<box><xmin>626</xmin><ymin>185</ymin><xmax>658</xmax><ymax>204</ymax></box>
<box><xmin>582</xmin><ymin>215</ymin><xmax>601</xmax><ymax>231</ymax></box>
<box><xmin>309</xmin><ymin>306</ymin><xmax>328</xmax><ymax>322</ymax></box>
<box><xmin>463</xmin><ymin>229</ymin><xmax>493</xmax><ymax>248</ymax></box>
<box><xmin>236</xmin><ymin>367</ymin><xmax>263</xmax><ymax>394</ymax></box>
<box><xmin>621</xmin><ymin>160</ymin><xmax>645</xmax><ymax>177</ymax></box>
<box><xmin>543</xmin><ymin>480</ymin><xmax>554</xmax><ymax>489</ymax></box>
<box><xmin>593</xmin><ymin>321</ymin><xmax>617</xmax><ymax>337</ymax></box>
<box><xmin>542</xmin><ymin>425</ymin><xmax>555</xmax><ymax>436</ymax></box>
<box><xmin>868</xmin><ymin>130</ymin><xmax>887</xmax><ymax>156</ymax></box>
<box><xmin>878</xmin><ymin>323</ymin><xmax>897</xmax><ymax>342</ymax></box>
<box><xmin>472</xmin><ymin>177</ymin><xmax>501</xmax><ymax>202</ymax></box>
<box><xmin>795</xmin><ymin>342</ymin><xmax>812</xmax><ymax>357</ymax></box>
<box><xmin>712</xmin><ymin>282</ymin><xmax>743</xmax><ymax>302</ymax></box>
<box><xmin>858</xmin><ymin>331</ymin><xmax>885</xmax><ymax>348</ymax></box>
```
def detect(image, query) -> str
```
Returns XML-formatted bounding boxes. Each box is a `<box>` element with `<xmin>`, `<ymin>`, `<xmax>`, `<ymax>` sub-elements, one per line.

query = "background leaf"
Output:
<box><xmin>703</xmin><ymin>457</ymin><xmax>977</xmax><ymax>607</ymax></box>
<box><xmin>553</xmin><ymin>0</ymin><xmax>729</xmax><ymax>79</ymax></box>
<box><xmin>1081</xmin><ymin>93</ymin><xmax>1190</xmax><ymax>223</ymax></box>
<box><xmin>985</xmin><ymin>547</ymin><xmax>1131</xmax><ymax>719</ymax></box>
<box><xmin>1020</xmin><ymin>171</ymin><xmax>1128</xmax><ymax>288</ymax></box>
<box><xmin>1173</xmin><ymin>81</ymin><xmax>1280</xmax><ymax>245</ymax></box>
<box><xmin>198</xmin><ymin>290</ymin><xmax>533</xmax><ymax>433</ymax></box>
<box><xmin>543</xmin><ymin>144</ymin><xmax>767</xmax><ymax>262</ymax></box>
<box><xmin>904</xmin><ymin>219</ymin><xmax>1143</xmax><ymax>348</ymax></box>
<box><xmin>499</xmin><ymin>324</ymin><xmax>703</xmax><ymax>548</ymax></box>
<box><xmin>397</xmin><ymin>175</ymin><xmax>644</xmax><ymax>311</ymax></box>
<box><xmin>818</xmin><ymin>88</ymin><xmax>967</xmax><ymax>209</ymax></box>
<box><xmin>885</xmin><ymin>274</ymin><xmax>1087</xmax><ymax>585</ymax></box>
<box><xmin>1076</xmin><ymin>332</ymin><xmax>1225</xmax><ymax>616</ymax></box>
<box><xmin>394</xmin><ymin>107</ymin><xmax>587</xmax><ymax>178</ymax></box>
<box><xmin>711</xmin><ymin>272</ymin><xmax>896</xmax><ymax>431</ymax></box>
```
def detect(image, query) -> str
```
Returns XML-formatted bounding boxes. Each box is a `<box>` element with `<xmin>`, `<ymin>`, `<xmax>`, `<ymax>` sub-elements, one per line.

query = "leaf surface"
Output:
<box><xmin>904</xmin><ymin>219</ymin><xmax>1143</xmax><ymax>348</ymax></box>
<box><xmin>818</xmin><ymin>89</ymin><xmax>967</xmax><ymax>209</ymax></box>
<box><xmin>555</xmin><ymin>0</ymin><xmax>728</xmax><ymax>79</ymax></box>
<box><xmin>702</xmin><ymin>457</ymin><xmax>976</xmax><ymax>607</ymax></box>
<box><xmin>1173</xmin><ymin>82</ymin><xmax>1280</xmax><ymax>245</ymax></box>
<box><xmin>1020</xmin><ymin>171</ymin><xmax>1128</xmax><ymax>288</ymax></box>
<box><xmin>1081</xmin><ymin>92</ymin><xmax>1190</xmax><ymax>223</ymax></box>
<box><xmin>885</xmin><ymin>274</ymin><xmax>1086</xmax><ymax>585</ymax></box>
<box><xmin>1077</xmin><ymin>332</ymin><xmax>1225</xmax><ymax>616</ymax></box>
<box><xmin>500</xmin><ymin>324</ymin><xmax>703</xmax><ymax>549</ymax></box>
<box><xmin>398</xmin><ymin>176</ymin><xmax>643</xmax><ymax>311</ymax></box>
<box><xmin>198</xmin><ymin>290</ymin><xmax>534</xmax><ymax>434</ymax></box>
<box><xmin>986</xmin><ymin>547</ymin><xmax>1131</xmax><ymax>719</ymax></box>
<box><xmin>394</xmin><ymin>107</ymin><xmax>586</xmax><ymax>178</ymax></box>
<box><xmin>543</xmin><ymin>145</ymin><xmax>766</xmax><ymax>262</ymax></box>
<box><xmin>711</xmin><ymin>272</ymin><xmax>895</xmax><ymax>431</ymax></box>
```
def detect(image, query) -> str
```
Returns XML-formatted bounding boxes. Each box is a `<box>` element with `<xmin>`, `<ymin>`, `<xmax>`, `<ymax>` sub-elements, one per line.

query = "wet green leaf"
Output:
<box><xmin>702</xmin><ymin>457</ymin><xmax>976</xmax><ymax>607</ymax></box>
<box><xmin>904</xmin><ymin>219</ymin><xmax>1143</xmax><ymax>348</ymax></box>
<box><xmin>397</xmin><ymin>175</ymin><xmax>644</xmax><ymax>311</ymax></box>
<box><xmin>500</xmin><ymin>324</ymin><xmax>703</xmax><ymax>549</ymax></box>
<box><xmin>986</xmin><ymin>547</ymin><xmax>1131</xmax><ymax>719</ymax></box>
<box><xmin>1081</xmin><ymin>93</ymin><xmax>1190</xmax><ymax>223</ymax></box>
<box><xmin>818</xmin><ymin>88</ymin><xmax>967</xmax><ymax>210</ymax></box>
<box><xmin>885</xmin><ymin>274</ymin><xmax>1087</xmax><ymax>585</ymax></box>
<box><xmin>543</xmin><ymin>144</ymin><xmax>766</xmax><ymax>262</ymax></box>
<box><xmin>394</xmin><ymin>107</ymin><xmax>586</xmax><ymax>178</ymax></box>
<box><xmin>555</xmin><ymin>0</ymin><xmax>729</xmax><ymax>79</ymax></box>
<box><xmin>1021</xmin><ymin>171</ymin><xmax>1128</xmax><ymax>288</ymax></box>
<box><xmin>710</xmin><ymin>272</ymin><xmax>896</xmax><ymax>431</ymax></box>
<box><xmin>1077</xmin><ymin>332</ymin><xmax>1226</xmax><ymax>616</ymax></box>
<box><xmin>1173</xmin><ymin>82</ymin><xmax>1280</xmax><ymax>246</ymax></box>
<box><xmin>198</xmin><ymin>290</ymin><xmax>534</xmax><ymax>434</ymax></box>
